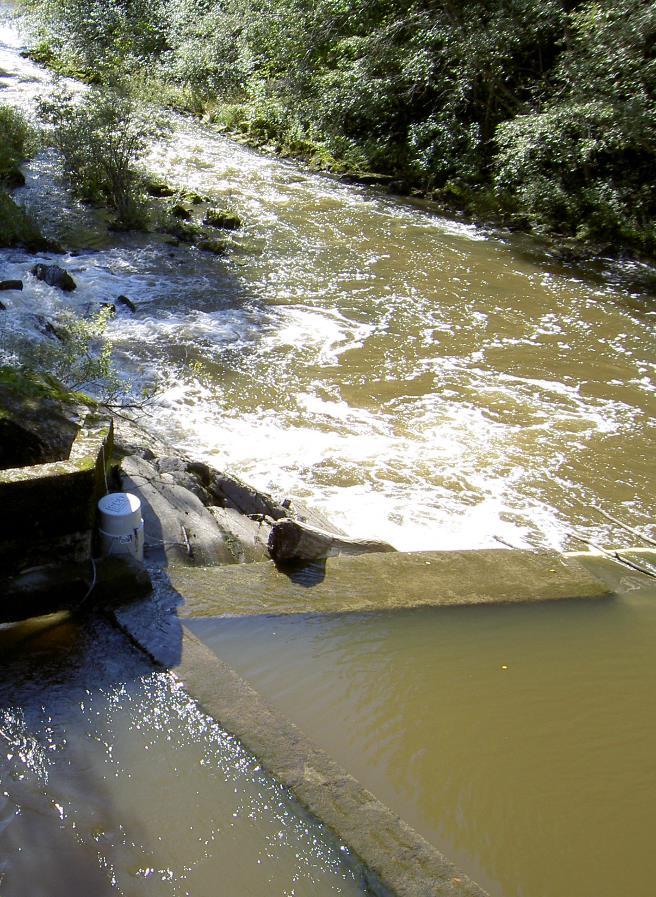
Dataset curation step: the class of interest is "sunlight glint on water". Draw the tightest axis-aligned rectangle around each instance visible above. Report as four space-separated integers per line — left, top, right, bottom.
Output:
1 6 654 551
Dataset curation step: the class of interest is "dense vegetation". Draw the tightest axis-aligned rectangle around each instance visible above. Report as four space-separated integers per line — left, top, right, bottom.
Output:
18 0 656 257
0 104 44 248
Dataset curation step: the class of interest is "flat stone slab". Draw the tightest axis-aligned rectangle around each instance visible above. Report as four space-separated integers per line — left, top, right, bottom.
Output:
170 548 612 618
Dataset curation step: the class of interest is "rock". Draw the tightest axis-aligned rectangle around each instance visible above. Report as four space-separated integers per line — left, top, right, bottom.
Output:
116 294 137 313
199 466 289 519
197 238 226 255
144 178 177 197
387 179 410 196
203 208 242 230
30 263 77 291
268 517 396 562
340 172 393 188
159 219 201 243
3 167 26 189
184 191 210 205
283 496 348 534
101 302 116 315
0 280 23 291
119 454 242 566
0 301 5 310
170 203 192 220
0 371 83 469
209 506 272 563
33 314 67 341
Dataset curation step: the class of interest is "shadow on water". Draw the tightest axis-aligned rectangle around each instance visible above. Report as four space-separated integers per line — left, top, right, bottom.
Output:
0 613 156 897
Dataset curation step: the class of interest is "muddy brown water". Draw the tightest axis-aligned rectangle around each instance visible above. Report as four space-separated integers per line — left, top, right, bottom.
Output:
1 4 655 896
187 576 656 897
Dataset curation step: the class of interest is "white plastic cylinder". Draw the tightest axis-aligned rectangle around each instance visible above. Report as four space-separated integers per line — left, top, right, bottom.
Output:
97 492 144 562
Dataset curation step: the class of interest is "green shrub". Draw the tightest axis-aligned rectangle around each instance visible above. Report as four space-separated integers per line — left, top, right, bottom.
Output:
38 81 162 229
0 104 36 183
0 190 46 249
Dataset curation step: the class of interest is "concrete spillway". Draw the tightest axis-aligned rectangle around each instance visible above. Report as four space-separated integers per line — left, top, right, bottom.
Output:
169 548 613 619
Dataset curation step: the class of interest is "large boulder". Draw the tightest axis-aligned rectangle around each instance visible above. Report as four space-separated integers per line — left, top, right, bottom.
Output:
30 263 77 291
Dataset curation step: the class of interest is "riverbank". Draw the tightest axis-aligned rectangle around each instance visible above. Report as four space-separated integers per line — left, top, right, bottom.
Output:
14 37 656 298
11 0 656 284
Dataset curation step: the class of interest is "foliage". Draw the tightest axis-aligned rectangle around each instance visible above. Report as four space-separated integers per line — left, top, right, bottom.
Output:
0 190 46 249
494 0 656 248
6 306 143 405
38 81 160 229
27 306 116 391
0 104 46 249
19 0 656 255
0 104 37 182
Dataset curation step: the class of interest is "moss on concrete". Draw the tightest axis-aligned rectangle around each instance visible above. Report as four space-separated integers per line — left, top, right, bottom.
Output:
0 368 112 575
170 549 613 619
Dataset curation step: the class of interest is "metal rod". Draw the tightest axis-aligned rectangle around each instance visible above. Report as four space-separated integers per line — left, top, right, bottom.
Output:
569 533 656 579
592 507 656 548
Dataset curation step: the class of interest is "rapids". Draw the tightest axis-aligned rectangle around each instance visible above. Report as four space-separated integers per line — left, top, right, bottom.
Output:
1 8 653 554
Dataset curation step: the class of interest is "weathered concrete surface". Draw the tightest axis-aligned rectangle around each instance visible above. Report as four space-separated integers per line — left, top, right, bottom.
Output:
169 548 613 618
0 415 113 574
567 549 656 594
172 626 489 897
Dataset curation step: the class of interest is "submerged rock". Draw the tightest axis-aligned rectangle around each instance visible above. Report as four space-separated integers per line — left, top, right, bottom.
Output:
203 208 242 230
196 237 226 255
117 294 137 313
0 280 23 291
30 263 77 291
170 203 192 220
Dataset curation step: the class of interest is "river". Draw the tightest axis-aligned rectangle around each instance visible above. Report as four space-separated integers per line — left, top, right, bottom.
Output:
1 5 655 897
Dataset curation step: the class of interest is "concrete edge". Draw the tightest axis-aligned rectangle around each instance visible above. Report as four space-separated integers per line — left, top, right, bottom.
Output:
171 625 489 897
0 416 112 484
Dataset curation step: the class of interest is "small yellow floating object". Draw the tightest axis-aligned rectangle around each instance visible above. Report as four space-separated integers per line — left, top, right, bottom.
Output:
501 664 509 670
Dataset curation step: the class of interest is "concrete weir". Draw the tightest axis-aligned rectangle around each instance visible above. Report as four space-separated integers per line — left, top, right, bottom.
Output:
109 547 613 897
175 627 488 897
169 548 613 618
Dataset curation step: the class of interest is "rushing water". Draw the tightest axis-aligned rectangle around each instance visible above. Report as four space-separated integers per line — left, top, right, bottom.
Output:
2 7 656 897
1 8 654 553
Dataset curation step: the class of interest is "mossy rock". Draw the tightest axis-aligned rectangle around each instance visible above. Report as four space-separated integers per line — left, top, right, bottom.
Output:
144 177 177 198
1 167 26 189
169 202 192 220
0 190 49 251
184 190 211 205
0 366 95 409
0 368 91 469
158 219 203 243
197 238 227 255
203 208 242 230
